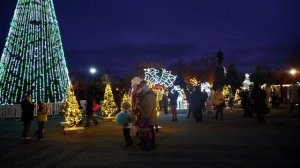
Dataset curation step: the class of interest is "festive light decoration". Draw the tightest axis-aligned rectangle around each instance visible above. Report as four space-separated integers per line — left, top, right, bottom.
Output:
0 0 70 104
121 93 131 111
144 68 177 88
101 83 117 117
242 73 253 90
234 89 241 103
200 82 211 92
190 78 200 86
61 84 82 127
222 85 232 98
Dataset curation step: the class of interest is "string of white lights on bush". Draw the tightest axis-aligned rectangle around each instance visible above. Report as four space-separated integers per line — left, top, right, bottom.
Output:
0 0 70 104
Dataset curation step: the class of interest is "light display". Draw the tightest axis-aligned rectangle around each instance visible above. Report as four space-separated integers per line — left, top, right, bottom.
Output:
144 68 177 88
121 93 131 111
242 73 253 90
222 85 232 98
61 84 82 127
0 0 70 104
101 83 117 117
190 78 200 87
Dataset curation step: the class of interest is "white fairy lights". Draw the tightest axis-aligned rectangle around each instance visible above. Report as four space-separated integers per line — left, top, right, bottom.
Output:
144 68 177 88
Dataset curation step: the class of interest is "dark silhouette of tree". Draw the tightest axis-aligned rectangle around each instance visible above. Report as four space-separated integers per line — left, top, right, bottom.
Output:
251 65 272 85
224 64 243 92
174 72 186 89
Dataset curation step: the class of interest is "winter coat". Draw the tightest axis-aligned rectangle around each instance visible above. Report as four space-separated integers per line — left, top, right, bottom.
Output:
21 99 35 122
37 106 48 122
168 91 179 106
122 111 134 129
251 86 268 114
191 89 206 110
138 89 156 124
290 84 300 103
205 99 213 112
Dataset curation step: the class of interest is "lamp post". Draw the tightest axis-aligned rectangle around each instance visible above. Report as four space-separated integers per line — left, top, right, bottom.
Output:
86 67 97 98
289 69 297 81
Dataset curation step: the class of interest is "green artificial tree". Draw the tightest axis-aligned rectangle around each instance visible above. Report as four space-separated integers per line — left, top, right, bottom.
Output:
0 0 70 104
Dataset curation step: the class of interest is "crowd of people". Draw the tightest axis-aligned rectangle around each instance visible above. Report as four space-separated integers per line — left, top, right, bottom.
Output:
19 79 300 151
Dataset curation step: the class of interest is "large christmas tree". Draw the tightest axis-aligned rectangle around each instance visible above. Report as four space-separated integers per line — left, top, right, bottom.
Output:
101 83 117 117
0 0 70 104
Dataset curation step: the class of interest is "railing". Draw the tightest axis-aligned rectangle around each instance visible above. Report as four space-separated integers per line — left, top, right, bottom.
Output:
0 103 63 120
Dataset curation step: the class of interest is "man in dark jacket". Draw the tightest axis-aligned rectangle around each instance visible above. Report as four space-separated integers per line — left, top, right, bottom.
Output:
21 95 35 140
191 86 207 122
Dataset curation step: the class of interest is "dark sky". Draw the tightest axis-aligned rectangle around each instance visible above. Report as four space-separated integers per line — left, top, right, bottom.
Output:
1 0 300 75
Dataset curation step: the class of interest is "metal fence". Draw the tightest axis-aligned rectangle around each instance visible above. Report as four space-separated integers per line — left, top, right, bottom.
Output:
0 103 63 120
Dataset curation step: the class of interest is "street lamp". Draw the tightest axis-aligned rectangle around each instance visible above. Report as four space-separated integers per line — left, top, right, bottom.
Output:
289 69 297 83
289 69 296 76
89 67 97 74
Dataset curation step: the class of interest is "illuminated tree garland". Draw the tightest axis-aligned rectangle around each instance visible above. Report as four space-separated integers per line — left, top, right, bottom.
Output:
0 0 70 104
61 84 82 127
101 83 117 117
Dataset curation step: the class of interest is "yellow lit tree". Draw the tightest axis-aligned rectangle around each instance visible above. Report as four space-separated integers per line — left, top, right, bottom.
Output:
101 83 118 117
61 84 82 127
121 93 131 111
190 78 200 87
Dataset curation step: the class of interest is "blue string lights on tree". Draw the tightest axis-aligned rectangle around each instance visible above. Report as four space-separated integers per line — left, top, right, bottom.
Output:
0 0 70 104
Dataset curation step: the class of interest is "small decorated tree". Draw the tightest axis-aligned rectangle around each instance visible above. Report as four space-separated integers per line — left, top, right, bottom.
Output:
121 93 131 111
101 83 117 117
61 85 82 127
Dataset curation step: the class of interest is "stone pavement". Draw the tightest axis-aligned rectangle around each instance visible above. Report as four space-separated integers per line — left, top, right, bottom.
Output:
0 105 300 168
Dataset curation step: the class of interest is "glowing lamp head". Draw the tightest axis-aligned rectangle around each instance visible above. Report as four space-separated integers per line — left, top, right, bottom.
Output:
89 67 97 74
290 69 296 76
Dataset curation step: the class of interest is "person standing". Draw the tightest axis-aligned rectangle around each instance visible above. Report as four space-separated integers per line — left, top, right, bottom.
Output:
85 96 98 127
138 80 156 150
21 95 35 140
228 92 234 112
205 96 214 119
251 83 268 123
191 86 207 123
120 102 133 147
36 103 48 140
186 84 193 119
289 81 300 114
212 88 225 121
240 90 251 117
162 91 169 114
169 88 179 121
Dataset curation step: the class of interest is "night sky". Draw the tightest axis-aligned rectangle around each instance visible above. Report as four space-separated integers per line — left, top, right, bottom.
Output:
1 0 300 76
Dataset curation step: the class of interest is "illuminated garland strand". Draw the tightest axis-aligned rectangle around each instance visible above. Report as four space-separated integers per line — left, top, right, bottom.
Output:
0 0 70 104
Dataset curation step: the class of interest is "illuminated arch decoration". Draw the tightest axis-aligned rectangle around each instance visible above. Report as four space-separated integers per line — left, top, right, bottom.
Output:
0 0 70 104
144 68 177 88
